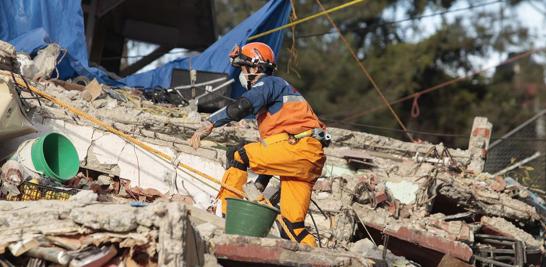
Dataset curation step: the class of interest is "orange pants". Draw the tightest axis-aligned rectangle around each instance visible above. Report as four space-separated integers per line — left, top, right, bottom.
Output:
217 134 325 247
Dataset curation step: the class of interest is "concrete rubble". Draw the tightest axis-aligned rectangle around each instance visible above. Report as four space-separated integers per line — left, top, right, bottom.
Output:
0 41 545 266
0 194 212 266
0 190 375 266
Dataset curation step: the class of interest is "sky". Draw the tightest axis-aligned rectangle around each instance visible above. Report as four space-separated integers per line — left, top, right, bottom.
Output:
400 0 545 70
126 0 546 77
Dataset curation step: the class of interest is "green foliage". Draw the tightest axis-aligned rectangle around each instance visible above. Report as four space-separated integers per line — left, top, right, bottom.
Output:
215 0 545 148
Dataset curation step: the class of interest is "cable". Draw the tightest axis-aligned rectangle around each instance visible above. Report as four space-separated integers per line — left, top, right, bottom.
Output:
323 118 546 142
4 72 241 196
101 50 187 61
354 209 378 247
5 71 304 244
322 118 470 139
248 0 366 41
172 77 227 90
311 198 329 220
298 0 503 39
338 48 545 121
528 0 546 15
316 0 414 142
381 234 390 260
309 211 322 248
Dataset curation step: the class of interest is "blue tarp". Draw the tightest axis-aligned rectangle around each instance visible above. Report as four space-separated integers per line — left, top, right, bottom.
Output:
0 0 291 96
122 1 291 96
0 0 123 85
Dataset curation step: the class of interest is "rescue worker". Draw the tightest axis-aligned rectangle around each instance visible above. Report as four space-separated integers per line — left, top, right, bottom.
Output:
189 42 328 247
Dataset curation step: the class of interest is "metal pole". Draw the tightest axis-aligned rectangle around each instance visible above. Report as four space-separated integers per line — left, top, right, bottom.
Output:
195 79 235 103
489 110 546 150
493 152 541 176
171 77 227 90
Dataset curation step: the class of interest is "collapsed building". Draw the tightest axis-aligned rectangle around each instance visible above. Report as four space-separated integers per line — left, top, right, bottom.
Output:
1 41 546 267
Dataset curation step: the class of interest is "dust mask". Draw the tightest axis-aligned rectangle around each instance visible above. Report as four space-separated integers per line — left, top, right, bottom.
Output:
239 72 251 90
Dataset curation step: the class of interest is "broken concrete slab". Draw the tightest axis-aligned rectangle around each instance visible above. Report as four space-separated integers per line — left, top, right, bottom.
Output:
158 203 205 266
0 40 16 72
70 204 140 232
0 68 545 266
210 234 374 267
352 203 474 262
0 79 36 144
385 180 419 204
80 79 103 102
0 200 205 266
480 216 544 249
0 40 16 59
350 238 413 265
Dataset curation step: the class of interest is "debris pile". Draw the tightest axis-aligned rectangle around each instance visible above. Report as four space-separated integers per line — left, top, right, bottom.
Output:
0 192 380 266
307 144 546 265
0 194 212 266
0 40 545 266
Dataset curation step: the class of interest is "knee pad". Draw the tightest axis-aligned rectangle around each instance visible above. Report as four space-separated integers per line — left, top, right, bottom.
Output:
226 141 249 171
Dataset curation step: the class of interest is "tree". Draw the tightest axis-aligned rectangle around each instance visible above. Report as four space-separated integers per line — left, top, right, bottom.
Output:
214 0 544 148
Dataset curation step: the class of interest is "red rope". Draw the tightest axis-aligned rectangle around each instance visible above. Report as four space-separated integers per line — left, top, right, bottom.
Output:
340 48 544 121
411 94 421 118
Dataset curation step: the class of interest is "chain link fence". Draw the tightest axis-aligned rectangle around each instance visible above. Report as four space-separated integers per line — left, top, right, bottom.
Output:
485 110 546 190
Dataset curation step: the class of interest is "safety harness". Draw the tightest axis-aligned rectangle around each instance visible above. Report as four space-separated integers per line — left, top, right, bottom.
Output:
227 128 331 171
290 128 332 147
224 128 330 245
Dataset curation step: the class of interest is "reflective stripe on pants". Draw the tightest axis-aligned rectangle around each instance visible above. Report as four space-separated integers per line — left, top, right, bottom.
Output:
217 135 325 247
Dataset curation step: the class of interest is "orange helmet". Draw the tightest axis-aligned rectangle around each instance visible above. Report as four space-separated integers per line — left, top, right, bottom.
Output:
229 42 276 74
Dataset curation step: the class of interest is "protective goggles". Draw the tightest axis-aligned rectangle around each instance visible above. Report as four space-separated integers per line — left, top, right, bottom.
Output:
228 45 276 72
229 45 254 68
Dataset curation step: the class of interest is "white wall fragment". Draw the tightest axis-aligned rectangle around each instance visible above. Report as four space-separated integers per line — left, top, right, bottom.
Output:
385 180 419 204
9 118 223 209
63 122 94 162
118 142 173 193
92 132 127 165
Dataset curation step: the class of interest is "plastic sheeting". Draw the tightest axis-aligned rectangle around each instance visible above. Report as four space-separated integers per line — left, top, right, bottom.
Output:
121 1 291 96
0 0 122 85
0 0 291 96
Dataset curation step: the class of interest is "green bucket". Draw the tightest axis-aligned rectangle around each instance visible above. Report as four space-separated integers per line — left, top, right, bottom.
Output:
225 198 279 237
31 133 80 182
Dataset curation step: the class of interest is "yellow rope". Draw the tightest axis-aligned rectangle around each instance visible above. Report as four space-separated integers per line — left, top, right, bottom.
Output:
314 0 414 142
7 73 246 198
248 0 366 41
5 74 307 242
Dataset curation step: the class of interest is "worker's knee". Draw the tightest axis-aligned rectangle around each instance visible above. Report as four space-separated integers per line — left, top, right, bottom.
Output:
226 142 249 171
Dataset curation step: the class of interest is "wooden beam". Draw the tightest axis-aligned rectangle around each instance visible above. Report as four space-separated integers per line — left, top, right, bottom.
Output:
122 19 179 47
85 0 98 54
119 46 172 76
81 4 90 13
97 0 126 17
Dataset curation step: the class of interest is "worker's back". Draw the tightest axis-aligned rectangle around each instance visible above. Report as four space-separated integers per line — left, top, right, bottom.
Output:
246 75 324 139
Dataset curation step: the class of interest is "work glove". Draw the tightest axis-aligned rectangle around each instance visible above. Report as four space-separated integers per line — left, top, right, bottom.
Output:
189 120 214 150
